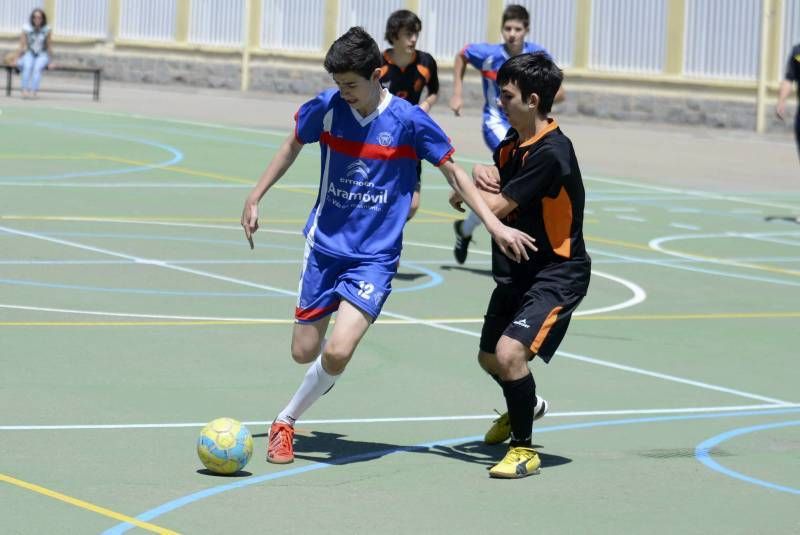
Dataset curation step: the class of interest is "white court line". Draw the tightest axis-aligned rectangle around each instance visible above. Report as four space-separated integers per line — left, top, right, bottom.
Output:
649 232 800 277
738 233 800 248
2 403 798 431
579 174 800 213
0 223 791 405
39 104 800 213
669 223 701 231
616 215 647 222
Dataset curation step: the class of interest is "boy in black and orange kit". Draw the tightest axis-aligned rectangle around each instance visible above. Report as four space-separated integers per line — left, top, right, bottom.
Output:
379 9 439 219
450 52 591 478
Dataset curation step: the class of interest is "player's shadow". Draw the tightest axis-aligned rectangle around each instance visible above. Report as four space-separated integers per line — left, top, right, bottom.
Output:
279 431 571 470
196 468 252 478
765 215 800 225
440 265 493 277
393 272 427 282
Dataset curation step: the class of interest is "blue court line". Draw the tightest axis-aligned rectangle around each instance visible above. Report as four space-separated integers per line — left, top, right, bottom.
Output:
0 263 441 297
0 278 285 298
104 407 800 534
695 420 800 495
0 121 183 181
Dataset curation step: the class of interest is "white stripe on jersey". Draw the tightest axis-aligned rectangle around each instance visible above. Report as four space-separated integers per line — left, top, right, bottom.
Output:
481 55 510 141
296 240 312 307
306 109 334 248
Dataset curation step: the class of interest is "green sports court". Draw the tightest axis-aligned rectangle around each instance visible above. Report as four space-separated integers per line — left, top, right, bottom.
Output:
0 86 798 533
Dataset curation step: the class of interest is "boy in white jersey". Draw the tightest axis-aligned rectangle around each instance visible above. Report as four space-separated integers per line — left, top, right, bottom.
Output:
240 27 536 464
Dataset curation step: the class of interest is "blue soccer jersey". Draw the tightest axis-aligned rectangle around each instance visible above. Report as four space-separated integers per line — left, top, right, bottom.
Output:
461 42 550 150
294 88 454 261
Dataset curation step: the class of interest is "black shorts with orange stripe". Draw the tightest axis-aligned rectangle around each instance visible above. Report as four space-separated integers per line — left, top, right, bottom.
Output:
479 281 583 363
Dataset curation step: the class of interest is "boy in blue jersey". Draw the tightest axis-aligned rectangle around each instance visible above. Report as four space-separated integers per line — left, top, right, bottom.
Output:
241 27 536 464
449 4 564 264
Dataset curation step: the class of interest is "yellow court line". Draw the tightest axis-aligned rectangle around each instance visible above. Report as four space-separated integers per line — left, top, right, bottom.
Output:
0 154 93 161
658 247 800 278
0 473 178 534
90 154 252 185
416 207 460 221
587 234 800 277
585 235 654 252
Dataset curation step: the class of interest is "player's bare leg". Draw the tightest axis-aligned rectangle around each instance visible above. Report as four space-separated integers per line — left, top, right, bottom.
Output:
269 302 372 463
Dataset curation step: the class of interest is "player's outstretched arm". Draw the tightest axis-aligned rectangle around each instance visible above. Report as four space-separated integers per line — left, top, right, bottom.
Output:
439 159 536 262
776 80 793 120
241 133 303 249
449 53 467 116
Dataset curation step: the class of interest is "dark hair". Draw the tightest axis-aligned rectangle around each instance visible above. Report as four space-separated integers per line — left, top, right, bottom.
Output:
384 10 421 43
324 27 381 79
30 8 47 28
497 52 562 114
502 4 529 29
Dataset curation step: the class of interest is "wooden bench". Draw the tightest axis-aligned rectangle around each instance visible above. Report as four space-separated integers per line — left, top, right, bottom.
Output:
4 64 102 101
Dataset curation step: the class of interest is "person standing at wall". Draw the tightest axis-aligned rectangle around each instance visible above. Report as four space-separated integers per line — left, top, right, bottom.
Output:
777 42 800 161
15 8 52 99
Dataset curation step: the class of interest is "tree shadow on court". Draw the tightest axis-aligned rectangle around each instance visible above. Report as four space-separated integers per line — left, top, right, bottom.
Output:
440 265 493 278
264 430 571 470
196 469 252 478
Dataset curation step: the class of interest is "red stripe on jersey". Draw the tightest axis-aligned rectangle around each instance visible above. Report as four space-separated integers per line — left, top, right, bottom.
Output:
295 302 340 322
481 70 498 80
293 109 303 144
435 147 455 167
320 131 418 161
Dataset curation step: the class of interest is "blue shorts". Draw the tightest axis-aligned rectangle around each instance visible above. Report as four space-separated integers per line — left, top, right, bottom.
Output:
295 243 397 323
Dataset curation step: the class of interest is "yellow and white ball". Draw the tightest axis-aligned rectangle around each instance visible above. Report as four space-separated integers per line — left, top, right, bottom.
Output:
197 417 253 474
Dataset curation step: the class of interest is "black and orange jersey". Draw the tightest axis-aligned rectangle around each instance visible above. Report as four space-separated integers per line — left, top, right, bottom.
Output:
491 119 591 294
379 49 439 105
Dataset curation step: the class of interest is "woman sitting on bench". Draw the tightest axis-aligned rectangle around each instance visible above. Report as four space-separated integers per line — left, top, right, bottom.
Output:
15 8 52 99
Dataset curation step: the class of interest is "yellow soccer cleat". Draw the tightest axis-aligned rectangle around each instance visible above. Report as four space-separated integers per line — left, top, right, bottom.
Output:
489 446 541 479
484 396 549 445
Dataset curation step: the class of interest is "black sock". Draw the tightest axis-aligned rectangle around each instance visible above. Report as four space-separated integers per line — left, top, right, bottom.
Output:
501 372 536 447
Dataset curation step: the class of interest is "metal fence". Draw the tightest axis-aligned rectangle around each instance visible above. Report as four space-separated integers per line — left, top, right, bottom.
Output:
0 1 44 34
684 0 761 80
261 0 325 52
119 0 176 42
0 0 793 83
590 0 667 74
508 0 577 67
188 0 243 47
55 0 108 39
338 0 403 47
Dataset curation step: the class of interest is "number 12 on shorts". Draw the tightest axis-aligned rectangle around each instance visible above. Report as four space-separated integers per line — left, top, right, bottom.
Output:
357 281 374 300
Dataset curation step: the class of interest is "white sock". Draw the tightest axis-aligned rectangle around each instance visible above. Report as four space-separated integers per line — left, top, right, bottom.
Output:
276 354 338 426
461 210 481 237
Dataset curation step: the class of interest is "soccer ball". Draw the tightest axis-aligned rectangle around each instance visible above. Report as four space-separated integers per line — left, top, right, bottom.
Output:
197 417 254 474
